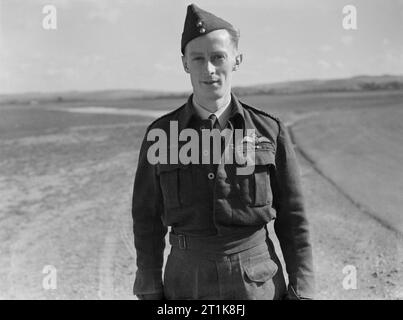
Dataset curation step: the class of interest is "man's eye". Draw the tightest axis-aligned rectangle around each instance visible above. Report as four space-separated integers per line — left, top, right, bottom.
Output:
193 57 203 61
212 55 225 61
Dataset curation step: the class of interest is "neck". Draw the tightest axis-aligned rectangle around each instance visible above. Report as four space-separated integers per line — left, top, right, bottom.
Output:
193 91 231 113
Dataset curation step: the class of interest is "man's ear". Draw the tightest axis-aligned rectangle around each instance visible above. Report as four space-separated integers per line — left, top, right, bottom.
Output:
181 55 189 73
233 53 243 71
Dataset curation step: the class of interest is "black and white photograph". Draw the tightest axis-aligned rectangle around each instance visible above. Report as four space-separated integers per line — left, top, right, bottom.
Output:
0 0 402 302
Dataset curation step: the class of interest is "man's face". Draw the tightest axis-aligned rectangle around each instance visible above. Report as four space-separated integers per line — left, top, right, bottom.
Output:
182 29 242 102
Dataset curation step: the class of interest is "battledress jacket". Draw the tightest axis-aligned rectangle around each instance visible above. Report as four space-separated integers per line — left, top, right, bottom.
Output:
132 93 315 299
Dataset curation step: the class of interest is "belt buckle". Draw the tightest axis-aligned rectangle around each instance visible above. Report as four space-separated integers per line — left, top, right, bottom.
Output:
178 234 187 249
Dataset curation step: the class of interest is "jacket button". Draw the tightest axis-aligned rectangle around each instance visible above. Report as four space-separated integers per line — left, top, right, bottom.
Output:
203 150 209 156
208 173 215 180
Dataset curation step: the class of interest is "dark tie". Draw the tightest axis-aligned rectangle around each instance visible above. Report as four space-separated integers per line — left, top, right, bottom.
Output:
208 114 221 130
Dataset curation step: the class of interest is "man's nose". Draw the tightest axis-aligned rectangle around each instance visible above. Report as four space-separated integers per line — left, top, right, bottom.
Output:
204 60 215 74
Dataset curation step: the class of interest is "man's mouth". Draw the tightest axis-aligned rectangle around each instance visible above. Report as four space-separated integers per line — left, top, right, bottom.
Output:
202 80 220 85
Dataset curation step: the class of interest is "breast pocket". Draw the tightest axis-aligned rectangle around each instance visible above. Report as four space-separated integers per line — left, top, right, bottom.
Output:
236 147 275 207
157 163 193 209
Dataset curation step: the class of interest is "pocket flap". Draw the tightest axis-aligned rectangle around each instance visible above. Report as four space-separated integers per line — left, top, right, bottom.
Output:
244 258 278 282
157 163 189 174
157 163 180 173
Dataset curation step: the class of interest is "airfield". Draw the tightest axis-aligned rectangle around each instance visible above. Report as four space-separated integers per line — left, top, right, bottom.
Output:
0 90 402 299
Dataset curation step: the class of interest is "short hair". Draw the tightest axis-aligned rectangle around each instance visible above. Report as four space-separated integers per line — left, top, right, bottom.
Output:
227 27 240 50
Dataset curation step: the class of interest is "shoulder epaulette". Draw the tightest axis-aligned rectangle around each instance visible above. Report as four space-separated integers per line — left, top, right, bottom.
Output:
147 103 187 129
241 102 281 123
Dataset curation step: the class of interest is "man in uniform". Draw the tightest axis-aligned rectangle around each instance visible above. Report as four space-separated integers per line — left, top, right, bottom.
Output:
132 3 315 300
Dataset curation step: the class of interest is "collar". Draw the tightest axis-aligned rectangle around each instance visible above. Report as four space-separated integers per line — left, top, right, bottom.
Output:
192 96 231 128
178 93 245 132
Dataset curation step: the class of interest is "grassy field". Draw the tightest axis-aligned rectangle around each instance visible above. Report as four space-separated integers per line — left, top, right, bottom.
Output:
246 91 403 234
0 90 402 299
292 103 403 234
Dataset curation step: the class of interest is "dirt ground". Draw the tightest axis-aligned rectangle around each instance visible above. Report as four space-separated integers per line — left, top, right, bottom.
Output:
0 96 402 299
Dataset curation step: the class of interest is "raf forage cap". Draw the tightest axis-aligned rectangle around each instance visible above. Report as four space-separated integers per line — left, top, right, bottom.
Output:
181 3 237 55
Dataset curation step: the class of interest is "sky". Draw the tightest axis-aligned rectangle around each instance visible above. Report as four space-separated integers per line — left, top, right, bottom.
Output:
0 0 402 94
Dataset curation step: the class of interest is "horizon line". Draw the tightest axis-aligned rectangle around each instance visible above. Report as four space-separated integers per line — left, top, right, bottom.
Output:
1 73 403 97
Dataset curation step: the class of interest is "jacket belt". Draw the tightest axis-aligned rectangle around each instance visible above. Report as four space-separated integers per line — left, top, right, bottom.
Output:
169 227 267 255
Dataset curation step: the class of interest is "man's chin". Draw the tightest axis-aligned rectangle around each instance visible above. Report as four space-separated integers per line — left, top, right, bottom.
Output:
197 87 225 100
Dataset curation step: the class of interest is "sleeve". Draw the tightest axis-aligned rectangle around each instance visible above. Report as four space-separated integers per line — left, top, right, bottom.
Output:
132 130 168 295
272 120 315 299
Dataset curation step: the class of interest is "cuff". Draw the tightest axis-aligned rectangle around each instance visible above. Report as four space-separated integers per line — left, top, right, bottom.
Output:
133 269 163 295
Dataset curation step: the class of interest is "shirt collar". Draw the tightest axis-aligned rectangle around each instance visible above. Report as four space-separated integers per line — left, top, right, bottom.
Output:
178 93 245 132
192 95 231 128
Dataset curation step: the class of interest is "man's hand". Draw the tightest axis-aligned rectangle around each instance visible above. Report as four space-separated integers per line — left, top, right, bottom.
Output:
136 292 165 300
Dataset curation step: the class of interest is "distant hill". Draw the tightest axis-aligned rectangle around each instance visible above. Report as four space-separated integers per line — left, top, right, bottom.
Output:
232 75 403 96
0 89 167 105
1 75 403 105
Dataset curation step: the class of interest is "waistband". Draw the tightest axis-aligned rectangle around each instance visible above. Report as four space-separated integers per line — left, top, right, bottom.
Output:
169 227 267 256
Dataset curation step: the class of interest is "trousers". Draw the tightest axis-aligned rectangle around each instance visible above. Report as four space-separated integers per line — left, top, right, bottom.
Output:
163 228 286 300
